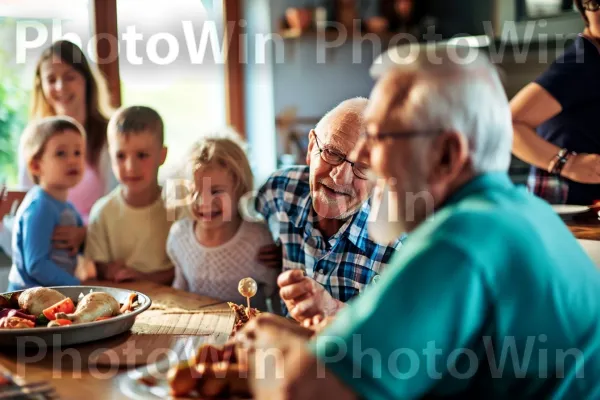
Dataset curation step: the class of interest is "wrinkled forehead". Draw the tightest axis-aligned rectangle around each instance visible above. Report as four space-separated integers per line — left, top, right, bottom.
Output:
316 111 363 152
365 70 418 133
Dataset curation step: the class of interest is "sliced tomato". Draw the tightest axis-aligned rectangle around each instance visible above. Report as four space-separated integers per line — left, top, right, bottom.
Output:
42 298 75 321
95 316 112 322
53 319 72 326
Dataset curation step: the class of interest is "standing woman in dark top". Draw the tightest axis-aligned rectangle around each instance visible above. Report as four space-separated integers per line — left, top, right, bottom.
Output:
511 0 600 205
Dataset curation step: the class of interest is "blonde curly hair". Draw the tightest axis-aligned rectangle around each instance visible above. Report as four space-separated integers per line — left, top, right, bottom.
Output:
185 128 253 198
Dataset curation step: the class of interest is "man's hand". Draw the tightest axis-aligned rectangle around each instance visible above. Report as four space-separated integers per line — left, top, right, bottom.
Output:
257 244 283 270
235 314 357 400
113 267 142 283
278 270 343 323
52 226 86 256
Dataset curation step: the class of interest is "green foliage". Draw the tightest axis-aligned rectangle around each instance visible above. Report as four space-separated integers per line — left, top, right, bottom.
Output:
0 21 29 185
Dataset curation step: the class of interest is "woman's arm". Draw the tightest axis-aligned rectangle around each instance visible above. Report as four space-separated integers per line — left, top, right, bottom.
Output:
511 82 563 170
511 83 600 184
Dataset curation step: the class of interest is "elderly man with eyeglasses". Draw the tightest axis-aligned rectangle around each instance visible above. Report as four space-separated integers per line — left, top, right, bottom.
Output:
255 97 402 322
239 44 600 399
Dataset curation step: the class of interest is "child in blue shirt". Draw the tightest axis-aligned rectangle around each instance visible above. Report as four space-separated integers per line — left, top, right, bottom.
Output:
8 117 87 291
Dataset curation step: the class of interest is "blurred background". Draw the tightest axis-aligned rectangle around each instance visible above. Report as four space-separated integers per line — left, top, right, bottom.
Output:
0 0 585 187
0 0 588 287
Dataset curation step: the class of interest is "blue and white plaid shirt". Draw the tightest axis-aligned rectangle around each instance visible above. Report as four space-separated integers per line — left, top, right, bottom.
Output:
256 166 402 303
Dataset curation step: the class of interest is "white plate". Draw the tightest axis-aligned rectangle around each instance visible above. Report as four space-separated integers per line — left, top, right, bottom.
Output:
117 336 249 399
551 205 590 216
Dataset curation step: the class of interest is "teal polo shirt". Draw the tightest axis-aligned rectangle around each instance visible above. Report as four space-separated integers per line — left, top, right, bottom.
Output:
311 173 600 399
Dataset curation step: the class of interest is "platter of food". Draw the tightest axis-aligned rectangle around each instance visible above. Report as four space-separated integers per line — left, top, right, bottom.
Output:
0 286 151 347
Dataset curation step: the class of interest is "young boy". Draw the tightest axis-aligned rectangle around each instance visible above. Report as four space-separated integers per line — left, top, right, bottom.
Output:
8 117 87 291
85 106 174 285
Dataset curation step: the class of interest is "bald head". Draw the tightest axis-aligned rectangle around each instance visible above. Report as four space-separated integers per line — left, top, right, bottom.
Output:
315 97 368 147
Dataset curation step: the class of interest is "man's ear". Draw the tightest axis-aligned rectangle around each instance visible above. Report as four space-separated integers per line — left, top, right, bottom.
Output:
306 129 316 166
160 146 168 166
429 131 468 184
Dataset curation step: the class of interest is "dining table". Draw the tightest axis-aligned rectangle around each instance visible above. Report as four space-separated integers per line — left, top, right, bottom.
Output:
564 208 600 241
0 280 236 400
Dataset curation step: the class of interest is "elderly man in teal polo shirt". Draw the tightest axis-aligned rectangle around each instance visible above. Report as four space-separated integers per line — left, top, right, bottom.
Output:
237 44 600 399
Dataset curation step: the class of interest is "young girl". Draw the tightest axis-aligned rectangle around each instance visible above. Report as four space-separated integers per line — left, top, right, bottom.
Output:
18 40 116 254
166 130 279 312
8 117 87 291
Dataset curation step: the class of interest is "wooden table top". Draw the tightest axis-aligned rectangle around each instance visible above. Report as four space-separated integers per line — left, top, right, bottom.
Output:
564 209 600 241
0 281 235 400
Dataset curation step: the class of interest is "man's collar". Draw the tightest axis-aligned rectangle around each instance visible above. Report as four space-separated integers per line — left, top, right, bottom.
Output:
444 172 514 208
343 200 375 252
292 192 376 253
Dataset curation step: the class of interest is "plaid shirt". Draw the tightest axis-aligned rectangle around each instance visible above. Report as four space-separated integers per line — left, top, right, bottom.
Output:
256 166 402 304
527 167 568 204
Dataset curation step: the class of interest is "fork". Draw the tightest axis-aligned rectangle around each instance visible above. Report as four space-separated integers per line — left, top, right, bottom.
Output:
0 380 58 399
0 383 58 400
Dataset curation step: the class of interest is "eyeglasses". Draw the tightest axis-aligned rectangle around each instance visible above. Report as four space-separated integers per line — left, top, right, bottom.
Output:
583 0 600 11
313 134 370 180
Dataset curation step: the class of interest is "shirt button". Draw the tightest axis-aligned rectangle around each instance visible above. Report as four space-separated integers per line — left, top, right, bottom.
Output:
371 274 381 284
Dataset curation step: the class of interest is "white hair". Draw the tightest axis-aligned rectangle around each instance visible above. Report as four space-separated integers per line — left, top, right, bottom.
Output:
315 97 369 136
370 43 513 173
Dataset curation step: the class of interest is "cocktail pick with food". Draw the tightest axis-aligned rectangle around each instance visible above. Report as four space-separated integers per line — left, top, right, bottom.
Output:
238 277 257 311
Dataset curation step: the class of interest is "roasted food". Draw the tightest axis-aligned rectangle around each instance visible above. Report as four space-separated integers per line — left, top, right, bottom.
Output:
228 302 260 336
18 287 66 316
167 343 250 398
55 292 120 324
0 288 139 329
0 316 35 329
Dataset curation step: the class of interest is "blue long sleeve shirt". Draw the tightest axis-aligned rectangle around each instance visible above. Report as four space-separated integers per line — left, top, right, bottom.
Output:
8 186 82 291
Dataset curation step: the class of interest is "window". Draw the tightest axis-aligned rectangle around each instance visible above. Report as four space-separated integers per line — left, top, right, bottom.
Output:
0 0 92 185
1 0 232 183
519 0 576 19
116 0 227 175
